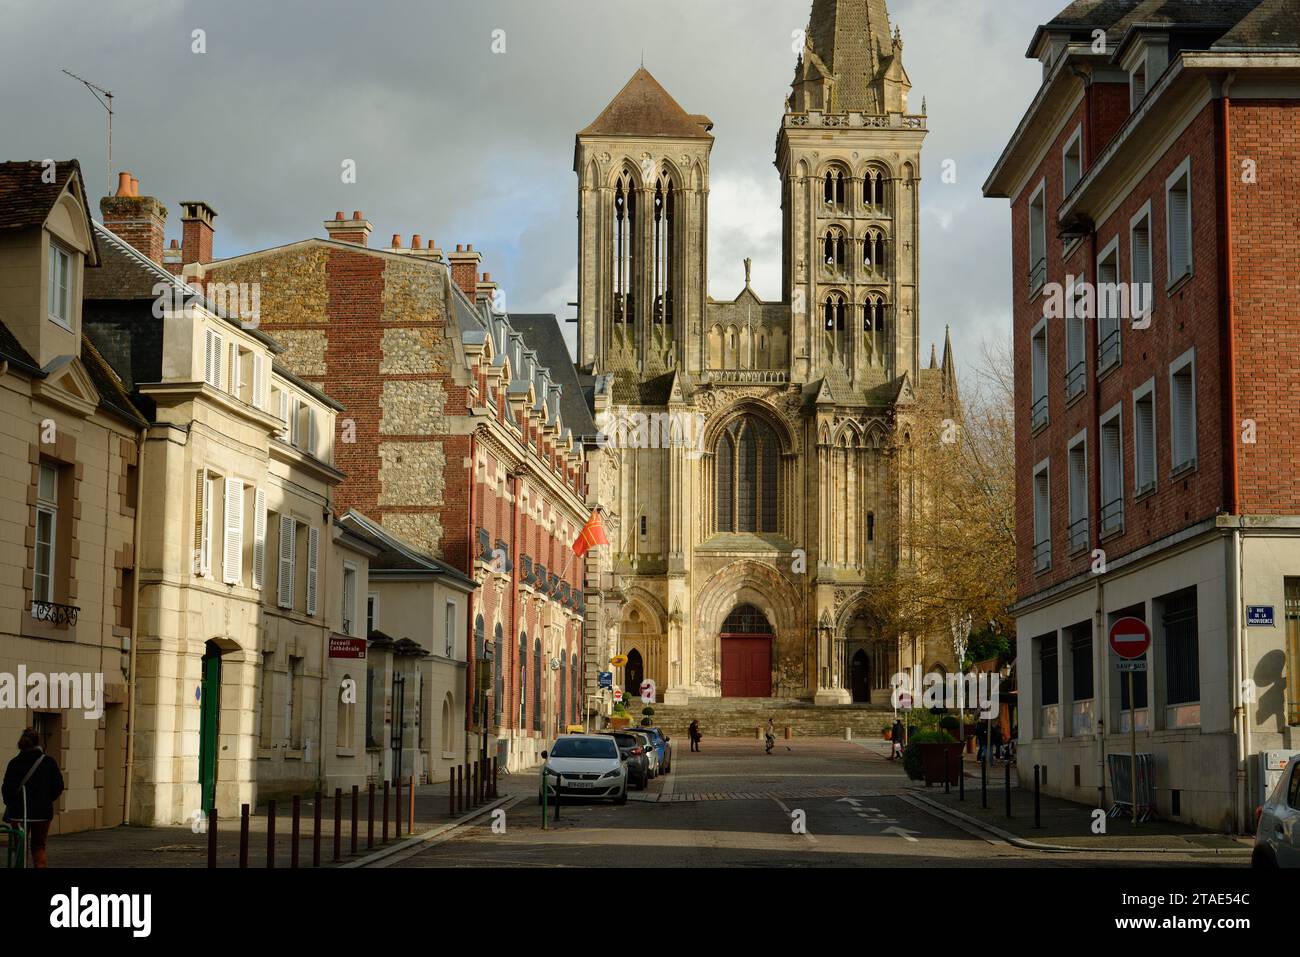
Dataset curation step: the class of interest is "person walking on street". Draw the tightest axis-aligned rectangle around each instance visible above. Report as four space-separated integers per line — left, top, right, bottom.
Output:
890 719 905 760
764 718 775 754
990 723 1004 761
3 728 65 868
688 719 701 752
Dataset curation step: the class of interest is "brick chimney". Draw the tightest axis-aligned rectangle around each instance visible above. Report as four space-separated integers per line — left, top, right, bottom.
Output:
446 244 482 298
163 239 183 275
180 200 217 267
476 272 500 310
100 171 167 263
324 210 372 246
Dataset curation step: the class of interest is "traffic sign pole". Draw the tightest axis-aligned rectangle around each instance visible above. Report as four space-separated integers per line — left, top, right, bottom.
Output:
1108 616 1150 829
1128 669 1137 827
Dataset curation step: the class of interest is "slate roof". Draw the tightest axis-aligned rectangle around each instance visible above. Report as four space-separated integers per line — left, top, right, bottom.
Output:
1033 0 1290 52
0 160 96 260
337 510 476 588
509 313 600 439
579 68 713 139
806 0 897 112
0 317 42 377
81 335 148 427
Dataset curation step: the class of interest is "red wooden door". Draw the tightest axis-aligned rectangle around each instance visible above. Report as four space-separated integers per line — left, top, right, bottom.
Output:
721 636 772 697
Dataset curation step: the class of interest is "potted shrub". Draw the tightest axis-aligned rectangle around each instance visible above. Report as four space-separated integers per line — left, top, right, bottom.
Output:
881 722 894 741
902 730 962 787
610 700 632 729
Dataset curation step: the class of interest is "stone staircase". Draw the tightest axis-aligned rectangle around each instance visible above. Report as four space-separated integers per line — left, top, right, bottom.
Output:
624 697 896 740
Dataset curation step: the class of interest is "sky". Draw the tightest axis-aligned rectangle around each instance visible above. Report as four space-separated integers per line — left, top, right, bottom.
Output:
0 0 1068 378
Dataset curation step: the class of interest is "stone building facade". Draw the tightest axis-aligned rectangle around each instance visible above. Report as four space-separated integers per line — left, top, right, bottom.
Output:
575 0 959 705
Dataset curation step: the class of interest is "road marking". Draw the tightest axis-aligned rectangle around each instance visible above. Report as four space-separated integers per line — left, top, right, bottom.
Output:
361 794 523 868
882 826 921 843
771 795 818 845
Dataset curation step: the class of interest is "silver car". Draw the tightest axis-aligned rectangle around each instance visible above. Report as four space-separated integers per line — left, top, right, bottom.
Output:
1253 753 1300 868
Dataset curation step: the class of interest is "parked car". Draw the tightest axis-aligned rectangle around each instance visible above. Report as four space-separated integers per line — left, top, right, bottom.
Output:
539 734 628 805
640 726 673 774
600 730 650 790
1253 753 1300 868
626 729 660 778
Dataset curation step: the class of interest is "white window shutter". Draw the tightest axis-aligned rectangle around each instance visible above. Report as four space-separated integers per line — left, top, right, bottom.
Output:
211 332 223 388
1103 421 1121 503
306 526 319 617
193 468 208 574
223 478 244 584
228 341 240 395
252 488 267 588
1170 180 1191 276
278 515 295 609
252 354 265 409
1133 220 1151 284
290 396 301 447
278 391 290 441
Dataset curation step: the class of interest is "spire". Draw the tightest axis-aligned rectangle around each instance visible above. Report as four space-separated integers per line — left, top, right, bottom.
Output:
799 0 906 113
579 68 713 139
941 325 956 394
928 342 937 369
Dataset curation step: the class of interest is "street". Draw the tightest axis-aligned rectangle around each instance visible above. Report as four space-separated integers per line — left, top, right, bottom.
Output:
381 740 1246 868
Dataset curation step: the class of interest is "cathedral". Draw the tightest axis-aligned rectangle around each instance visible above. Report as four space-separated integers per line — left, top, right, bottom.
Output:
577 0 960 706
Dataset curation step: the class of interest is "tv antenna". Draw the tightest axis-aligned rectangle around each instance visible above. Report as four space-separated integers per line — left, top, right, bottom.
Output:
62 69 114 195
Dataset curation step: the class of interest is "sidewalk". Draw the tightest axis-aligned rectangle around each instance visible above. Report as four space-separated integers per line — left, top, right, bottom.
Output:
908 759 1251 855
36 769 540 868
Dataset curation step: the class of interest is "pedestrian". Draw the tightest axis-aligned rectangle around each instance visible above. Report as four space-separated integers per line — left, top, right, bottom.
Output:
990 723 1004 761
975 722 987 762
688 719 701 752
2 728 65 868
890 718 905 760
764 718 775 754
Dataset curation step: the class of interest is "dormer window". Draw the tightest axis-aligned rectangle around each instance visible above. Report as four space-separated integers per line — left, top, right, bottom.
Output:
48 241 73 330
1130 62 1147 110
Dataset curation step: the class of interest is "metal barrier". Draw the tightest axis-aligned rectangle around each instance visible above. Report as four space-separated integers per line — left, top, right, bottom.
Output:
1 824 26 868
1107 753 1157 822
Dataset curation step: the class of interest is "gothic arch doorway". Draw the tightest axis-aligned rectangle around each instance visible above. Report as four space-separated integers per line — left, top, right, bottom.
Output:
850 649 870 703
720 604 773 698
625 648 644 699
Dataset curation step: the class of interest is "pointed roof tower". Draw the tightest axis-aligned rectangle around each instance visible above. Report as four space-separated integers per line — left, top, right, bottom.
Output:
580 67 713 140
792 0 911 114
940 324 956 396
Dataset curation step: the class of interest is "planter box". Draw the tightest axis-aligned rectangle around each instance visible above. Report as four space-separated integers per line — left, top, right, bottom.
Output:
609 716 631 730
920 742 964 787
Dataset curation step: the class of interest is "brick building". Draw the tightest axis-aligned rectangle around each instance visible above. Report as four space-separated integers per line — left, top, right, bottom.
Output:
984 0 1300 831
199 220 610 771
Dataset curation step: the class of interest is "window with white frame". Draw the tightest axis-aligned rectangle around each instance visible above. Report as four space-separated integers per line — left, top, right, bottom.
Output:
228 340 242 396
1166 159 1193 284
193 468 218 577
1170 348 1197 473
1100 405 1124 536
1062 125 1083 195
1028 180 1047 293
1133 379 1157 496
1067 432 1088 554
48 241 72 329
1033 460 1051 573
221 477 244 585
33 462 59 606
1031 319 1049 430
1065 275 1087 401
342 562 357 636
1096 239 1121 371
366 593 378 636
1129 203 1153 320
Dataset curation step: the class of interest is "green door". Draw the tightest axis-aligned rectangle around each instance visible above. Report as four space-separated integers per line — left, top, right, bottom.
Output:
199 646 222 811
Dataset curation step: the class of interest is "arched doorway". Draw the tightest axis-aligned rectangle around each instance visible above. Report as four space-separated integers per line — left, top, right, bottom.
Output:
850 649 870 703
625 649 644 699
720 604 773 697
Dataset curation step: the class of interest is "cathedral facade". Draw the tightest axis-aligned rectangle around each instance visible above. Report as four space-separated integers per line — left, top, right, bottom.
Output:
577 0 959 705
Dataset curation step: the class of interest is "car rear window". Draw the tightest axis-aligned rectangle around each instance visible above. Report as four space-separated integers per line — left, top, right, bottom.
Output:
551 737 617 758
609 734 638 747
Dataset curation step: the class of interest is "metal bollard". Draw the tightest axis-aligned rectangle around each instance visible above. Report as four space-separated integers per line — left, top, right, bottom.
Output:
367 783 375 850
382 780 390 843
944 748 951 794
266 799 277 869
1005 760 1012 818
980 754 987 809
207 807 217 869
239 803 249 869
350 785 359 856
449 769 456 815
395 777 402 838
1033 764 1042 828
456 765 462 814
492 759 499 799
291 795 301 869
313 791 322 868
333 788 342 863
409 774 415 833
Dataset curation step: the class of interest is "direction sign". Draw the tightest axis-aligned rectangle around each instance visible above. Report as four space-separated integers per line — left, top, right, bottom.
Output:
1108 616 1150 660
597 671 613 689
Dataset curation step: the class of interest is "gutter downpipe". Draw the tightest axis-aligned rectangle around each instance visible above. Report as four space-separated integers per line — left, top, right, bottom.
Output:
465 431 477 771
1218 72 1249 833
123 425 146 823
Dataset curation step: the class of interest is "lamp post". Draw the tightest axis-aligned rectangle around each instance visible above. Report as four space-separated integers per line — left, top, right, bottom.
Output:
949 612 972 745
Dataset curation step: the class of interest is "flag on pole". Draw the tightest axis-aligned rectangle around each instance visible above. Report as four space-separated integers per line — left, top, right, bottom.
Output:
572 509 609 557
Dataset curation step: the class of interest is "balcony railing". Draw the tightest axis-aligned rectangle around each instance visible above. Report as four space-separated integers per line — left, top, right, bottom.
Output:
1030 394 1049 432
1029 256 1047 292
1067 516 1089 555
1100 497 1125 537
1097 327 1121 371
1034 538 1051 573
30 600 79 626
1065 361 1086 402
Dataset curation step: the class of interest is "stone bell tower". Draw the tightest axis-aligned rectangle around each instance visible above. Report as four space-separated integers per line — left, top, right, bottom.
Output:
776 0 927 389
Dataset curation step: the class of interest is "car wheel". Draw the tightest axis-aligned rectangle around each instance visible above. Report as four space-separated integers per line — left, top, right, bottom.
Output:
615 785 628 805
1251 846 1278 869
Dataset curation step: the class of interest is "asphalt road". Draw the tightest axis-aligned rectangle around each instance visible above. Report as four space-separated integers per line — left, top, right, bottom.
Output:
382 740 1242 868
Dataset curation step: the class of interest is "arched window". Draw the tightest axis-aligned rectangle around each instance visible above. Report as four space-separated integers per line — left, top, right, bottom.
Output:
653 172 675 326
822 228 846 271
867 511 875 542
824 167 847 206
518 631 527 729
714 416 781 534
863 296 889 363
864 168 888 210
863 230 887 271
441 692 455 753
532 636 542 731
613 170 637 324
493 623 504 726
721 604 774 635
823 293 847 331
474 615 485 718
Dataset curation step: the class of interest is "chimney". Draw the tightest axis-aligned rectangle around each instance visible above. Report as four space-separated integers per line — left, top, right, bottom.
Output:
180 200 217 267
100 170 168 263
476 272 499 310
446 244 482 298
163 238 184 276
324 209 372 246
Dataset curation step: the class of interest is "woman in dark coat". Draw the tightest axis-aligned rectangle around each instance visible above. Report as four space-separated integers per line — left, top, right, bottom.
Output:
2 729 65 868
688 719 701 752
890 719 905 759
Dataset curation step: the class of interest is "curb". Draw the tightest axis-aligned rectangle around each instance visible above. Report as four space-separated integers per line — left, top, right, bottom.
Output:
343 794 513 868
905 791 1252 855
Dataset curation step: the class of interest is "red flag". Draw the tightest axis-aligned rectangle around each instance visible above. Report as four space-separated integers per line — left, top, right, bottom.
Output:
573 510 609 558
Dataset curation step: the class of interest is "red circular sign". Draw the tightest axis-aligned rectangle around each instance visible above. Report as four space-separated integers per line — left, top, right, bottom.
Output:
1108 616 1151 659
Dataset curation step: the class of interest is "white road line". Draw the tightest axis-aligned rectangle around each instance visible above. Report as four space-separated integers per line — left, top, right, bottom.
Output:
771 795 819 845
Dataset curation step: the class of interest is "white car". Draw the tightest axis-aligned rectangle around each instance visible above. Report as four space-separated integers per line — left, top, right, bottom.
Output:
539 734 628 805
628 729 660 778
1253 753 1300 868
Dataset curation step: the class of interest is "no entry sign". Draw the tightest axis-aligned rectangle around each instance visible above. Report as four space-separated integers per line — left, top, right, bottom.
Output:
1108 616 1150 659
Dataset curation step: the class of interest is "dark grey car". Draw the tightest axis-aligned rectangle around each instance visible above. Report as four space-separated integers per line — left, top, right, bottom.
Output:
601 731 650 789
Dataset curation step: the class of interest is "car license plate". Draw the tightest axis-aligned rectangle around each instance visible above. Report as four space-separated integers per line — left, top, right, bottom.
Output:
564 779 594 788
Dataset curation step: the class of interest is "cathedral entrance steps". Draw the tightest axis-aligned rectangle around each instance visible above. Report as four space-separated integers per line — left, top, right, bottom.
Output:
628 699 897 739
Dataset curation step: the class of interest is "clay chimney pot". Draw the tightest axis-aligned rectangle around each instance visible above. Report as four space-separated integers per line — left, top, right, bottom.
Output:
130 176 140 197
411 234 422 248
392 234 402 248
115 171 133 197
335 211 345 221
352 210 363 220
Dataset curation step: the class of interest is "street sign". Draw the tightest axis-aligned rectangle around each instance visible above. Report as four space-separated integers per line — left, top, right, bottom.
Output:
597 671 613 689
328 636 367 659
1247 605 1275 626
639 679 656 703
1117 659 1148 672
1108 616 1150 659
612 690 623 702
